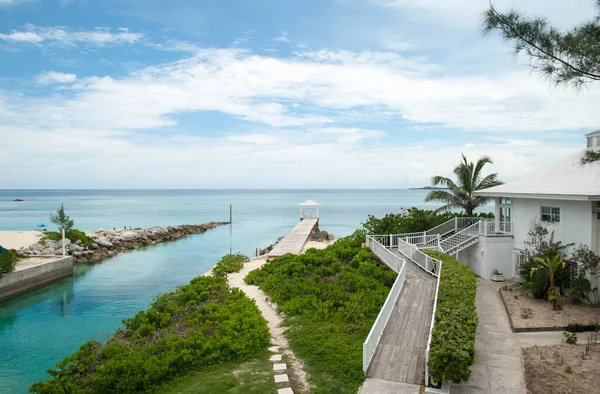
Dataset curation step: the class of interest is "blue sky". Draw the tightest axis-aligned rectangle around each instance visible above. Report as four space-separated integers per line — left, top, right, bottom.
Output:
1 0 599 188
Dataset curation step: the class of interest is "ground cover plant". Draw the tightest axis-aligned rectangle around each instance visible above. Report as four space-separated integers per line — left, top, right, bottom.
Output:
422 250 478 384
156 353 279 394
244 230 396 393
212 253 249 277
30 274 270 394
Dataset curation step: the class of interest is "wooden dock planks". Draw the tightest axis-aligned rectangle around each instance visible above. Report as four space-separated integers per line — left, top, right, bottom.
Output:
268 218 318 257
366 261 437 385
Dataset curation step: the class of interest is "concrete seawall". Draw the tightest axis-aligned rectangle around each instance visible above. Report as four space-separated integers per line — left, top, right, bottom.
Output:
0 256 74 302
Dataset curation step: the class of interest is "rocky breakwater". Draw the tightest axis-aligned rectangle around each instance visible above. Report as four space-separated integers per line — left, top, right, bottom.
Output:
18 222 229 264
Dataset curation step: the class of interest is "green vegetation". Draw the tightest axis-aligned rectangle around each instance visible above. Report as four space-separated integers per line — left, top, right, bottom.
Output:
423 250 478 384
42 204 94 247
245 230 396 393
212 253 249 277
0 251 16 280
518 222 599 305
425 154 503 216
483 1 600 90
156 353 278 394
50 203 74 232
362 207 493 235
39 229 93 248
531 254 566 311
30 275 270 394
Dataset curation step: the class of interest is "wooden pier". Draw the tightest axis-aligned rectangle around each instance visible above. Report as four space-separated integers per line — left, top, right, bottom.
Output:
268 218 318 257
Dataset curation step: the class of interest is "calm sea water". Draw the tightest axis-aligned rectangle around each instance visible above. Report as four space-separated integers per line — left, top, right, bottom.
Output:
0 189 484 393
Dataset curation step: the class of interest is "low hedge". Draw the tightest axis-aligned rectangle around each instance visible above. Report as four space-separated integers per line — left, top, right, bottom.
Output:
212 253 249 277
30 275 270 393
423 250 478 384
39 229 94 248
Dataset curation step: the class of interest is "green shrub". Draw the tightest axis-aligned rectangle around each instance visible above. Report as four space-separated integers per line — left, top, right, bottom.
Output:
39 229 93 248
423 250 478 384
30 275 270 394
0 252 16 280
362 207 493 235
244 230 395 392
212 253 249 277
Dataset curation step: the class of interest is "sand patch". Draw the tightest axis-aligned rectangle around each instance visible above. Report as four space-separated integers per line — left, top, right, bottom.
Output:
0 231 43 250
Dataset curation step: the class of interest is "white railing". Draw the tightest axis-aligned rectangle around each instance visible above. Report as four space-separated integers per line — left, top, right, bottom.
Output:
425 260 442 386
425 218 456 237
362 263 406 372
301 212 318 219
397 237 441 275
481 220 512 235
366 235 403 273
439 221 481 253
363 235 407 372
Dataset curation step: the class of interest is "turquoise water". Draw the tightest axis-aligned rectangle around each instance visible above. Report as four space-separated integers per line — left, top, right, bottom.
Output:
0 189 471 393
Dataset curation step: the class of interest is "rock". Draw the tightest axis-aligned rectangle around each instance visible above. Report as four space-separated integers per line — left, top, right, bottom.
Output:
29 243 40 252
41 248 55 255
95 237 113 248
75 239 82 245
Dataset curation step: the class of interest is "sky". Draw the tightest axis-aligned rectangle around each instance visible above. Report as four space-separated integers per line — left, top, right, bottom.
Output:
1 0 599 189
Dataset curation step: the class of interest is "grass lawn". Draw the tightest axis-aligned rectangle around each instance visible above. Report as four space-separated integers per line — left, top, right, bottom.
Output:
156 352 279 394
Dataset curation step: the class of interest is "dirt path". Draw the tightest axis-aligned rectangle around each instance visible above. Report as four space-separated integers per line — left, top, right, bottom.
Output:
227 256 311 393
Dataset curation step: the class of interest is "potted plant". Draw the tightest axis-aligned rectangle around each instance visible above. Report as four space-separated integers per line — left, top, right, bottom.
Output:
492 269 504 282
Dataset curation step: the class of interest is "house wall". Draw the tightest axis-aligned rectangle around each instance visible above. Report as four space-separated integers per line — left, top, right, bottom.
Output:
455 235 514 279
511 198 594 252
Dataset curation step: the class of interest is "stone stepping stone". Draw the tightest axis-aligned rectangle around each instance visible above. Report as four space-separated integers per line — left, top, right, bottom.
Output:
269 346 280 353
269 354 282 362
278 388 294 394
274 374 289 383
273 363 287 372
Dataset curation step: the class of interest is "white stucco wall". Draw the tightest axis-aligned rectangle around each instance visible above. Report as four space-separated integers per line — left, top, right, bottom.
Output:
455 235 514 279
511 198 594 252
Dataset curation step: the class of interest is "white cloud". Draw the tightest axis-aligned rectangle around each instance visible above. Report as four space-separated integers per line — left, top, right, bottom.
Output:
0 25 143 46
36 71 77 84
3 47 600 133
225 134 281 145
369 0 597 28
274 30 290 43
0 0 33 6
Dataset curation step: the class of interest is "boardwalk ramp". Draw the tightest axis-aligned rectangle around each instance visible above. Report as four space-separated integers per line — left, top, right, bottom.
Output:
268 218 318 257
366 258 436 385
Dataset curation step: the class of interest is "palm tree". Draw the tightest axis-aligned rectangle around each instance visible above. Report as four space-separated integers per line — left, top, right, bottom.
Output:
531 253 566 310
425 154 503 216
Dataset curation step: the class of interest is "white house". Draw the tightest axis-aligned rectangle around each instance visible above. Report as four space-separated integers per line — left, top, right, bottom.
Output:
472 131 600 280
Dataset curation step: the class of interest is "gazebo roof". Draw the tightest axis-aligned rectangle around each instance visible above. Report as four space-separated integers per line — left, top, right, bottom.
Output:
299 199 321 207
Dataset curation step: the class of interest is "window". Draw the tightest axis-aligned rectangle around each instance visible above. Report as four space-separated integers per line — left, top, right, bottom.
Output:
541 206 560 223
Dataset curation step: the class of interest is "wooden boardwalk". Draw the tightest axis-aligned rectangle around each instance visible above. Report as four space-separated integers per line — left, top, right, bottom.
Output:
268 218 318 257
366 259 437 385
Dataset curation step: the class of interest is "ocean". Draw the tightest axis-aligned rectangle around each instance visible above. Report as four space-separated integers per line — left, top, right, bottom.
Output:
0 189 484 393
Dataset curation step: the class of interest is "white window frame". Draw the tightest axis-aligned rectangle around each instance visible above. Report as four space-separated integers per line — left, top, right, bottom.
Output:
540 206 560 223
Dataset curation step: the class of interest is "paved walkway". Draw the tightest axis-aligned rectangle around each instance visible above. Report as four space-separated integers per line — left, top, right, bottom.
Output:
367 261 436 385
268 219 318 257
451 279 527 394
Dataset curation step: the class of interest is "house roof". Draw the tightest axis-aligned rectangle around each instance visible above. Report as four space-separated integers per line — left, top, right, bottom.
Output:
586 129 600 137
299 199 321 207
475 150 600 201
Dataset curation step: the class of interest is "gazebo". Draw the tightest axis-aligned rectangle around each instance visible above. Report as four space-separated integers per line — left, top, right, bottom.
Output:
299 199 320 221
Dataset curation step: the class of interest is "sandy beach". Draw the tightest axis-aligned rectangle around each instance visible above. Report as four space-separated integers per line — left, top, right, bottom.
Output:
0 231 42 250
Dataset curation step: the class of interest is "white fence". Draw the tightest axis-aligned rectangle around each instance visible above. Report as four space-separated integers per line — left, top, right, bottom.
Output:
424 260 442 386
363 235 406 373
362 261 406 372
397 238 441 274
366 235 403 272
